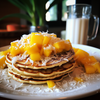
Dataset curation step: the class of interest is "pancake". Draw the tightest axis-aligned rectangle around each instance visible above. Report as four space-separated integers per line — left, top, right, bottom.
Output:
8 69 72 84
5 32 76 85
6 49 75 69
6 49 75 84
6 58 75 77
8 67 73 81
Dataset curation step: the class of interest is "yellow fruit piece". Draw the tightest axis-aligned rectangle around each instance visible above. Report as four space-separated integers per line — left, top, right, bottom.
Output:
31 32 41 35
40 48 43 55
84 64 96 74
53 40 72 53
47 80 55 88
0 52 3 56
81 56 97 65
44 49 52 57
0 55 6 69
10 46 20 56
74 77 83 83
53 41 65 53
92 62 100 73
20 46 25 54
30 53 41 61
25 44 40 54
11 41 18 47
30 33 44 46
3 49 10 55
43 36 51 46
0 49 10 56
73 48 99 74
75 49 89 62
64 40 72 51
73 47 79 53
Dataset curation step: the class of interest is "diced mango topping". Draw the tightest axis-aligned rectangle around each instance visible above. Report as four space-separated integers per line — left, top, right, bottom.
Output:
11 41 18 47
73 47 79 53
84 63 97 74
0 49 10 56
1 33 73 62
81 56 97 65
0 49 10 69
0 55 6 69
20 46 25 54
40 48 44 55
27 33 72 61
53 41 65 53
53 40 72 53
30 33 44 46
74 47 100 74
25 44 40 54
30 53 41 61
44 49 52 57
10 46 21 56
43 36 51 46
92 62 100 73
47 80 55 88
74 77 83 83
65 40 72 51
75 49 89 62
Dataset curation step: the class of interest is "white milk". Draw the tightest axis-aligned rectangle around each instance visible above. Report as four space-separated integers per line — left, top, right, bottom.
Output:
66 18 89 44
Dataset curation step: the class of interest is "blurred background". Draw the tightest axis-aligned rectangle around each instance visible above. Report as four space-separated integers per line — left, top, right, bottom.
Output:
0 0 100 48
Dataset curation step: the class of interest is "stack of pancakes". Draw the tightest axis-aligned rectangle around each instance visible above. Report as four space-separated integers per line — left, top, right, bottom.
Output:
6 49 75 84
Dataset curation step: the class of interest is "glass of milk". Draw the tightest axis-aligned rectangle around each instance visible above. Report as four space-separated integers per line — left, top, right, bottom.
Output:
66 4 99 45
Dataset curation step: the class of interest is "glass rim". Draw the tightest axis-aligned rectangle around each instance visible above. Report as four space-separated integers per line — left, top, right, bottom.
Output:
67 4 92 8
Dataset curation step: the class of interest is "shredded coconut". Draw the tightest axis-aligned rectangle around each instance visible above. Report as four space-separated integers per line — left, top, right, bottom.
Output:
12 56 19 64
29 58 34 65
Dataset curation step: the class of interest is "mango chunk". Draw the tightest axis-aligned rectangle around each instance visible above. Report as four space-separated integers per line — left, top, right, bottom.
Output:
53 40 72 53
73 47 79 53
40 48 44 55
43 36 51 46
30 33 44 46
11 41 18 47
81 56 97 65
73 48 100 74
10 46 20 56
74 77 83 83
84 64 97 74
92 62 100 73
25 44 40 54
30 53 41 61
0 55 6 69
44 49 52 57
47 80 55 88
19 46 25 54
64 40 72 51
0 49 10 56
75 49 89 62
53 41 65 53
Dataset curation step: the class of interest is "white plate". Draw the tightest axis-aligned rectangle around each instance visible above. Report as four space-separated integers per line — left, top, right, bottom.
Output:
0 44 100 100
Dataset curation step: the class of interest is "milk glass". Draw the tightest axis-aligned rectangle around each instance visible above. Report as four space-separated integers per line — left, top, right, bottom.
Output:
66 4 99 45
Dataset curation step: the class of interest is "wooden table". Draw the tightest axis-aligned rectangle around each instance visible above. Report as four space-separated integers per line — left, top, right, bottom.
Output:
0 34 100 100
